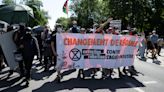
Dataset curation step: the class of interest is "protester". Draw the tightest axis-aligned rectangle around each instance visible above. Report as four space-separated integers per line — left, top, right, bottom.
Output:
41 26 52 71
51 23 63 67
127 30 139 76
107 29 138 77
113 27 123 78
89 23 101 78
150 30 159 59
35 31 43 63
138 32 147 59
106 27 113 34
102 26 114 79
21 27 40 86
70 21 86 79
0 47 5 71
103 26 123 79
51 23 65 82
50 30 57 67
70 20 79 33
146 32 153 56
157 38 164 56
78 28 86 79
0 50 2 71
13 24 26 78
93 18 113 79
80 28 86 34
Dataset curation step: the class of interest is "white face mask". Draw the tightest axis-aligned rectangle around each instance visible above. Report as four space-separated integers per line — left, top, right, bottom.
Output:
73 25 77 28
57 27 62 33
93 27 97 30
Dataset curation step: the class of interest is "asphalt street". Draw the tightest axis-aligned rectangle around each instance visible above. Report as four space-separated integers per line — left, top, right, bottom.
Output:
0 49 164 92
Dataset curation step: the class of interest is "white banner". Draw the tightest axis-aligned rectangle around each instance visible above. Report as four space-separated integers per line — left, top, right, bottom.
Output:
56 33 140 70
0 31 18 70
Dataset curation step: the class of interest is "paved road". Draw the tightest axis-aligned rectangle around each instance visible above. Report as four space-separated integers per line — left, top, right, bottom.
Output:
0 49 164 92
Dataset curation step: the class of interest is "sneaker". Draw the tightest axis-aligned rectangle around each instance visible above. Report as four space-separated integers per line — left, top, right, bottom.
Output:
25 80 29 87
80 72 85 79
152 56 157 60
102 74 108 80
123 68 127 75
7 70 13 78
56 75 61 83
119 72 123 78
91 74 95 79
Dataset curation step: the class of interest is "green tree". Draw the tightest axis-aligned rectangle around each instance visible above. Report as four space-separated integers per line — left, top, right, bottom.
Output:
56 17 71 30
2 0 14 5
70 0 164 32
106 0 150 30
25 0 49 26
150 0 164 36
71 0 102 28
25 0 43 9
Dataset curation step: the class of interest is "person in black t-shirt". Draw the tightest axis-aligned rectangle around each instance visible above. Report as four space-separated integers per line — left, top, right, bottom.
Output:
51 24 61 82
0 47 5 71
70 21 79 33
13 24 26 78
51 31 57 66
41 26 52 71
22 27 40 86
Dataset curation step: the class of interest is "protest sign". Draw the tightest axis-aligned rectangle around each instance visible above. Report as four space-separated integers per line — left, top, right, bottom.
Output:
0 31 18 70
110 20 122 31
56 33 140 70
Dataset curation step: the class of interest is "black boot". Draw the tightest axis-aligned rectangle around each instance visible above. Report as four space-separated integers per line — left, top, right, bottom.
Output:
123 67 127 75
79 69 85 79
56 75 62 83
7 70 14 78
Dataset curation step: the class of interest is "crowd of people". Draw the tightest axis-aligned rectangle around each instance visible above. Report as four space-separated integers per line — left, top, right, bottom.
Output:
0 18 163 86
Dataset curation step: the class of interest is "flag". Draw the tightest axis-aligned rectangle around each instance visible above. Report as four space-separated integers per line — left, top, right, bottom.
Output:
63 0 69 14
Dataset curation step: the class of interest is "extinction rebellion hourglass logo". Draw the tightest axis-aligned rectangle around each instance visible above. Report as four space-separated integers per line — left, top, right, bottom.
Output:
69 48 82 61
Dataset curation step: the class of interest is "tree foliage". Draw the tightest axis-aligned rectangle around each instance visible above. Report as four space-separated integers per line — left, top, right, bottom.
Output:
2 0 14 5
1 0 49 27
25 0 43 9
70 0 164 35
25 0 48 26
56 17 71 30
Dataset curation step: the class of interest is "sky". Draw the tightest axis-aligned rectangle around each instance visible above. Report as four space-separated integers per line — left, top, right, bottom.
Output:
42 0 69 29
0 0 71 29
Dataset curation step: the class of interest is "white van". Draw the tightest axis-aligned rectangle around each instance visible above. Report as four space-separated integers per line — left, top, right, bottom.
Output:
0 20 9 33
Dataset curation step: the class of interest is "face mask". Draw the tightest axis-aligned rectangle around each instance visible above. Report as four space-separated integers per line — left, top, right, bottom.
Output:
94 27 97 31
73 25 77 28
25 33 31 39
57 27 62 33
